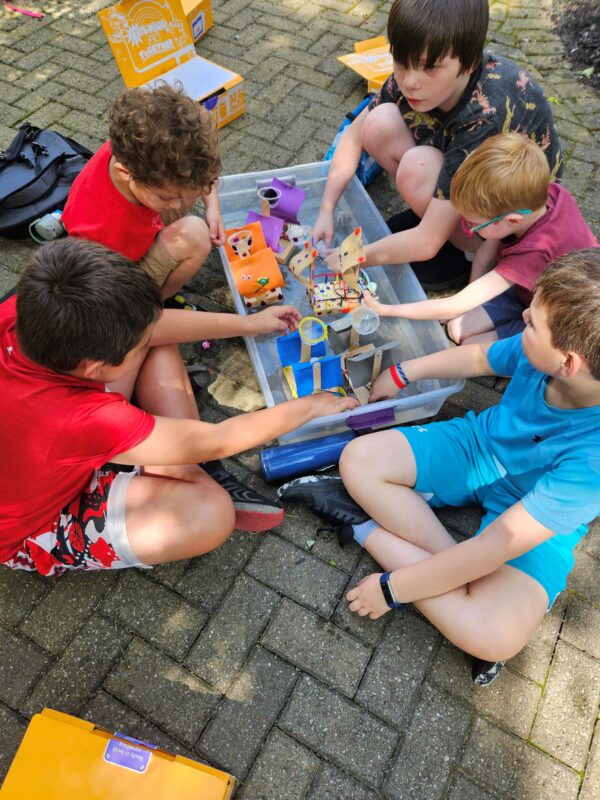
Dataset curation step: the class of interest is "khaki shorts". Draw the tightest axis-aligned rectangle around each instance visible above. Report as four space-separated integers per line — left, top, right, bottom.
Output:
137 207 185 287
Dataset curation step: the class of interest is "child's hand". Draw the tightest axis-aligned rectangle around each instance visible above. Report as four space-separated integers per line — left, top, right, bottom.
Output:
205 206 226 247
369 368 400 403
309 391 359 418
324 247 340 271
363 291 386 316
312 209 334 248
346 572 389 619
249 305 302 335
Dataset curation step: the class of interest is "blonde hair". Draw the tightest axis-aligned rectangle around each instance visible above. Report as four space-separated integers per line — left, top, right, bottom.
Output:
450 132 550 218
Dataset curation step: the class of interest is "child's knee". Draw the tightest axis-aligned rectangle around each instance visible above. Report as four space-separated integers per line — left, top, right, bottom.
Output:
340 436 379 484
446 316 465 344
396 145 443 193
161 215 211 265
362 103 403 156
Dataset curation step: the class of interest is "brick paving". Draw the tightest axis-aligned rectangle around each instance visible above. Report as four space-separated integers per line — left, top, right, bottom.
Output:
1 1 600 797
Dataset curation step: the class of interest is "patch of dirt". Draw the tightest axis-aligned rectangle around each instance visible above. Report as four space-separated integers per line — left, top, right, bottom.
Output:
554 0 600 92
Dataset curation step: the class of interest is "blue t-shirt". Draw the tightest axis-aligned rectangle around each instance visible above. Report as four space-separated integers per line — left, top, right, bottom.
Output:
476 334 600 538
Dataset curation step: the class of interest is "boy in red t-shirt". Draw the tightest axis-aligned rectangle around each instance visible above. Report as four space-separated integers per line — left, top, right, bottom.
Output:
365 133 598 343
0 239 356 577
63 83 224 310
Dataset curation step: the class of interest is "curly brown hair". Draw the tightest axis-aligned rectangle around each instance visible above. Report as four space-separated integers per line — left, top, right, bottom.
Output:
109 83 221 190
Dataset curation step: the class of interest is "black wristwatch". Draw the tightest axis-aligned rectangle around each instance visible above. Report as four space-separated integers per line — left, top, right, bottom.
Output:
380 572 407 612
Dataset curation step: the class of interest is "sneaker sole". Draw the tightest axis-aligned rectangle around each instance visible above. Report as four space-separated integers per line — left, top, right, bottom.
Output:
234 506 285 533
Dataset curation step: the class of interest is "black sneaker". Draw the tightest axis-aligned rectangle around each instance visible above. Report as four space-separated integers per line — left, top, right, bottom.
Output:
164 292 197 311
277 475 369 529
186 364 215 394
202 461 284 532
471 657 505 686
386 209 471 291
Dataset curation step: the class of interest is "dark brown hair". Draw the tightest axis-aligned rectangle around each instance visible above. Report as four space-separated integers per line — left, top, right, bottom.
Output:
109 83 221 190
535 248 600 380
387 0 489 72
17 238 162 372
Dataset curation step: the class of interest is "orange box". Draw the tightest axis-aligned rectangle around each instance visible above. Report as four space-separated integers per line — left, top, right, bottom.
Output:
181 0 213 42
0 709 236 800
98 0 244 129
338 35 393 92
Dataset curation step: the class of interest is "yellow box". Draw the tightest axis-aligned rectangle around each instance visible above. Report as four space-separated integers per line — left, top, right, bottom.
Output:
0 709 237 799
181 0 213 42
98 0 244 129
338 35 393 92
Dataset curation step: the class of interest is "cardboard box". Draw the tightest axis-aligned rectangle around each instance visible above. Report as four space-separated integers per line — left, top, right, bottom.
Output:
181 0 213 42
338 35 393 93
98 0 244 129
0 709 237 799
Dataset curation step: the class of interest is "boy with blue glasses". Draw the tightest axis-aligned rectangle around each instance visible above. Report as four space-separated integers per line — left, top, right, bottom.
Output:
365 133 597 343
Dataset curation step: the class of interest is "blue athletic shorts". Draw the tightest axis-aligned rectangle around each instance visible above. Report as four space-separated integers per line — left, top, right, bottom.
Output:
397 414 584 607
482 285 526 340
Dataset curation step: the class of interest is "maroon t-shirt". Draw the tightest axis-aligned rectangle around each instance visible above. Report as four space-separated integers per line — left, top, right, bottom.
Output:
495 183 598 305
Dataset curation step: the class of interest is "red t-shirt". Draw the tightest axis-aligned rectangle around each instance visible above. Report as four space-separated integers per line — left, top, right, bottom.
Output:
495 183 598 305
0 296 155 561
62 141 164 261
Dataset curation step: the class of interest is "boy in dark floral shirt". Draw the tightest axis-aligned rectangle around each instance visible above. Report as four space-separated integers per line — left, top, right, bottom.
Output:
314 0 562 290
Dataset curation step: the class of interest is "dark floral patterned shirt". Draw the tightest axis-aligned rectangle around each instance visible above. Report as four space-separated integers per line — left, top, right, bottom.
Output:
369 51 563 200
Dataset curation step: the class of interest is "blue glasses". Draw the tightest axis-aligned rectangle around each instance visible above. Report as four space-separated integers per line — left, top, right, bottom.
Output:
462 209 533 236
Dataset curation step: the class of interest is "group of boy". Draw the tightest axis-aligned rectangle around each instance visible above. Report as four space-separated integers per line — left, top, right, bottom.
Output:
2 0 599 685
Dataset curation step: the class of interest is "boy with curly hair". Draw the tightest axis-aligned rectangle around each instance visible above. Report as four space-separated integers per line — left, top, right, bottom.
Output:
63 83 223 308
63 83 304 529
314 0 563 291
365 133 597 343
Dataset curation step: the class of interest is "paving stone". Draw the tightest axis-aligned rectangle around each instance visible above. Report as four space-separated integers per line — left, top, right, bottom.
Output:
567 549 600 606
582 517 600 560
279 674 399 788
150 559 191 590
105 638 220 745
21 571 115 654
356 613 439 727
82 690 143 737
101 571 207 661
561 596 600 660
384 684 470 800
21 102 70 129
21 615 131 718
199 647 297 778
332 550 391 646
446 774 498 800
246 536 348 618
530 640 600 771
462 717 581 800
0 568 48 627
510 592 567 684
0 626 52 709
581 721 600 800
429 640 541 739
262 597 371 697
0 705 26 782
176 531 256 610
307 763 379 800
239 728 321 800
185 573 278 692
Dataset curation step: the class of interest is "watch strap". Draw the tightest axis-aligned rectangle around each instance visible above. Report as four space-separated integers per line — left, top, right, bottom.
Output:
380 571 407 611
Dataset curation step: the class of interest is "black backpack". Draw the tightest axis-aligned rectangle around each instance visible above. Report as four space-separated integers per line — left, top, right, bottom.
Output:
0 123 93 238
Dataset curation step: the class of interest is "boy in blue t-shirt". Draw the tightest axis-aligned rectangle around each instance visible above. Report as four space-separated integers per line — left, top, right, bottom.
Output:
279 248 600 685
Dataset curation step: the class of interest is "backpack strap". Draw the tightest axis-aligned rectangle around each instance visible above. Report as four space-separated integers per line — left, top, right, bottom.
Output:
0 123 38 165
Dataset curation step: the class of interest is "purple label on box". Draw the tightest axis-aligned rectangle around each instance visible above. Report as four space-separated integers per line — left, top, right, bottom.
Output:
104 738 152 774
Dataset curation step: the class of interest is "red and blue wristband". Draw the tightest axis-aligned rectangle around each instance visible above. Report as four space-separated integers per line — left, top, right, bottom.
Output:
390 363 410 390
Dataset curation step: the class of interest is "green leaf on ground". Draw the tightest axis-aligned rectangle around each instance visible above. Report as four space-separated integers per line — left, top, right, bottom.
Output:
581 66 595 78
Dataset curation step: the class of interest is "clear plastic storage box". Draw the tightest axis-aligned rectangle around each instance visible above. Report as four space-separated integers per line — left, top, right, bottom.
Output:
217 162 464 443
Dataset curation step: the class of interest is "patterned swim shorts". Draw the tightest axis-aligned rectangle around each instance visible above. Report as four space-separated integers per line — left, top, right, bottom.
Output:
3 469 147 577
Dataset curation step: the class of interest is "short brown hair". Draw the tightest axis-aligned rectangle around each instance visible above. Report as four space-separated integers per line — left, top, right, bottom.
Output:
17 238 162 372
535 248 600 380
109 83 221 190
387 0 488 73
450 133 550 218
